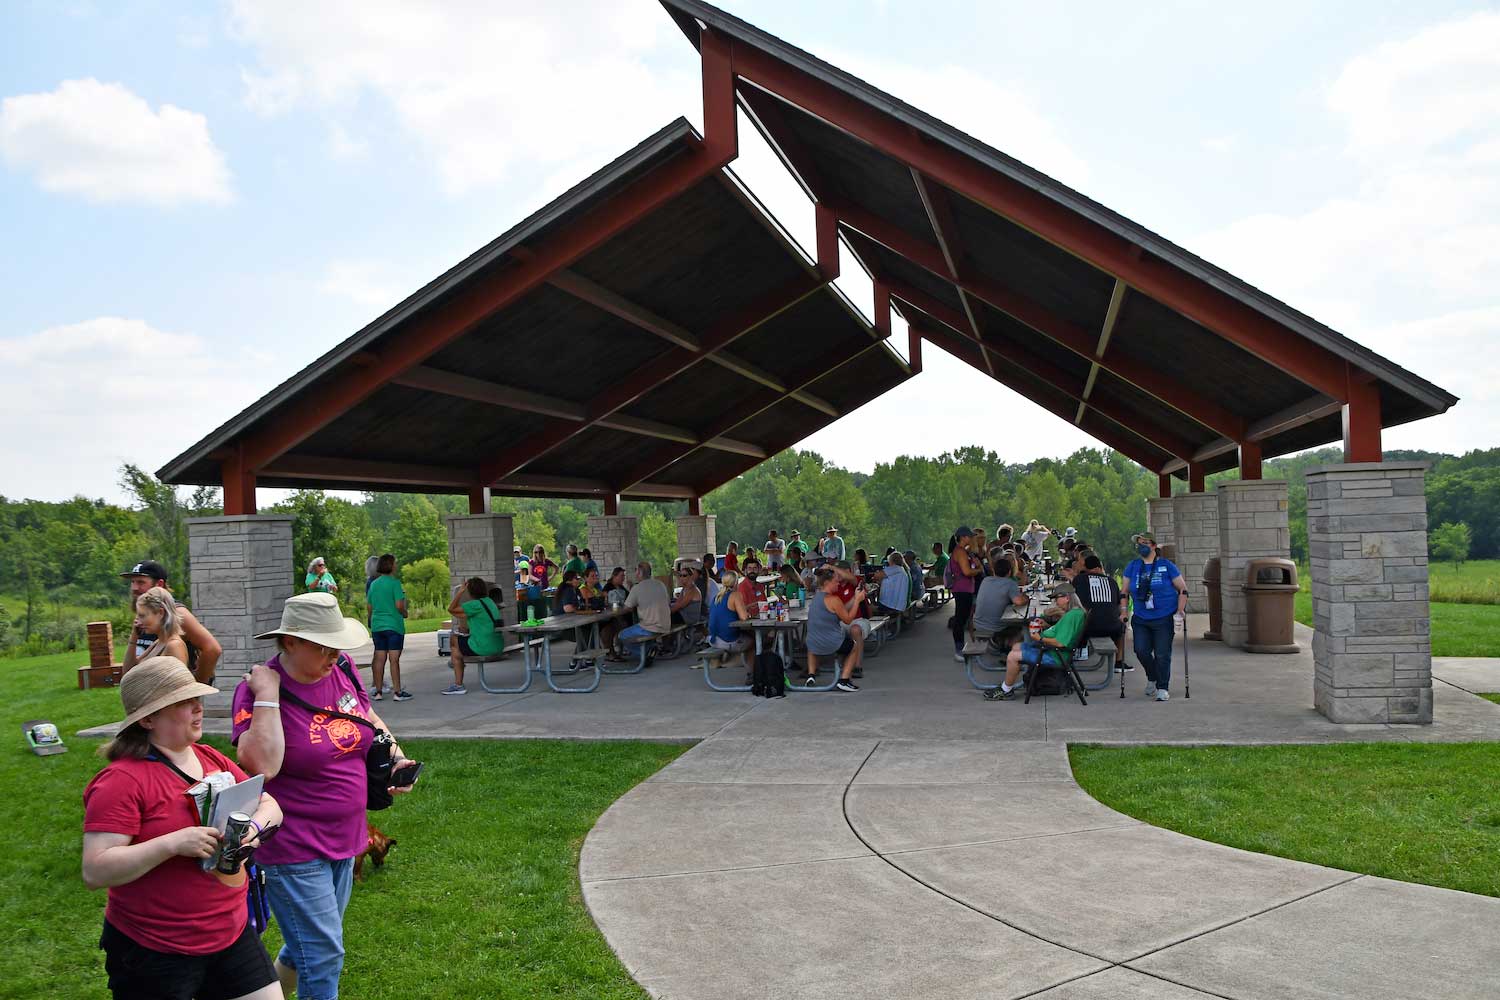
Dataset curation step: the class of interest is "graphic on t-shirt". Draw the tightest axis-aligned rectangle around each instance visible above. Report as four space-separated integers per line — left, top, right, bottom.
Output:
233 708 252 726
309 706 365 755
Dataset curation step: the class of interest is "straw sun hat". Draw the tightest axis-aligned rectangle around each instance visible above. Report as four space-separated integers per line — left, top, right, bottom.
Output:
117 656 219 729
255 592 370 649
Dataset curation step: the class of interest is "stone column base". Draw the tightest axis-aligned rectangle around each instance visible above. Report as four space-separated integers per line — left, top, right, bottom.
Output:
445 513 516 624
1308 462 1431 724
187 515 295 689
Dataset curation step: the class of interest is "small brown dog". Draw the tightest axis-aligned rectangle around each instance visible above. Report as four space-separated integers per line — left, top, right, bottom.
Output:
354 822 397 881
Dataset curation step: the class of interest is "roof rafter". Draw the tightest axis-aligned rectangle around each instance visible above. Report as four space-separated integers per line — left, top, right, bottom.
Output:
911 169 994 377
260 455 694 497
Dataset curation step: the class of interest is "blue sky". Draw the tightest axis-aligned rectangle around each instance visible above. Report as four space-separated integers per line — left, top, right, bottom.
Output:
2 0 1497 502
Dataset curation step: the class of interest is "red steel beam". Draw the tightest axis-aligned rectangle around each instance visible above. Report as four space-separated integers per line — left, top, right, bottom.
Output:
1158 474 1172 499
614 329 888 491
1343 374 1382 462
885 277 1197 460
914 323 1169 472
1239 440 1263 480
731 45 1357 403
221 446 256 516
839 205 1248 442
908 323 923 375
688 496 702 516
1188 462 1207 493
234 32 739 475
468 485 490 514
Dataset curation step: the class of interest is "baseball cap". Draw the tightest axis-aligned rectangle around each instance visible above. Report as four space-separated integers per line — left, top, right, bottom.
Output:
120 560 168 581
1050 581 1077 597
955 525 974 538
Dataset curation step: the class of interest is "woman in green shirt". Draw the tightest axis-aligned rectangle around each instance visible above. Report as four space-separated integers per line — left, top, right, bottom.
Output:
366 553 410 702
304 557 338 594
445 577 505 695
929 541 948 584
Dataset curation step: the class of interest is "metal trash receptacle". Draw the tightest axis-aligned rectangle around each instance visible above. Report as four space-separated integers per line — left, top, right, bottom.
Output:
1242 558 1300 653
1202 557 1223 641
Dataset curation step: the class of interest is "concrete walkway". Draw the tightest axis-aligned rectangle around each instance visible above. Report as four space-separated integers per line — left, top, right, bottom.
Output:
581 736 1500 999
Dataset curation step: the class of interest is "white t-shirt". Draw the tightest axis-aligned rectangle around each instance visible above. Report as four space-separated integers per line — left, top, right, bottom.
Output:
1021 528 1050 559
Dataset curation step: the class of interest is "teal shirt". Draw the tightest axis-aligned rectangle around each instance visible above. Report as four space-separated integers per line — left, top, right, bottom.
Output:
368 574 406 634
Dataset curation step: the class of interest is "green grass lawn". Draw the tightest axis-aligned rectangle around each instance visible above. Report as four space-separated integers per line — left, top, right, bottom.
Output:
1480 693 1500 706
1293 590 1500 657
1 650 683 999
1427 559 1500 604
1070 743 1500 898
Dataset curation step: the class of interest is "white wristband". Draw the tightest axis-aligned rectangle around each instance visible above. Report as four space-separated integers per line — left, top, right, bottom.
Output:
252 701 281 710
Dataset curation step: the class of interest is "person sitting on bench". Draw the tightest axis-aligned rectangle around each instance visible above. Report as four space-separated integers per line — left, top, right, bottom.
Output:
973 555 1029 638
805 566 863 692
874 551 911 617
705 569 757 672
617 561 669 660
985 582 1086 700
670 566 703 627
1075 554 1129 669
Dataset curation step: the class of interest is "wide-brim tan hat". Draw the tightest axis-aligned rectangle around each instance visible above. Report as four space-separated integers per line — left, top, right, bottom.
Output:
118 656 219 730
255 592 370 649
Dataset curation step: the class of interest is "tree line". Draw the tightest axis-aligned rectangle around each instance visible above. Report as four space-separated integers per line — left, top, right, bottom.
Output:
3 446 1495 655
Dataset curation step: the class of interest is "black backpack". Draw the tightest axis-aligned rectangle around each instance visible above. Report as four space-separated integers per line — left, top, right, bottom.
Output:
1025 659 1066 696
752 651 785 698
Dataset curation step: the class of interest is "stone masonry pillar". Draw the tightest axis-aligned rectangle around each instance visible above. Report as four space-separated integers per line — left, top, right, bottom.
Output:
1308 462 1431 724
588 515 640 577
675 515 717 565
1171 492 1219 614
187 515 294 689
1146 497 1175 553
1216 480 1292 648
444 513 515 625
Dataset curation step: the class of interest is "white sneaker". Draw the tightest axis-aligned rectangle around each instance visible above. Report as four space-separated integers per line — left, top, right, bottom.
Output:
954 652 965 663
1154 689 1170 702
1144 683 1157 697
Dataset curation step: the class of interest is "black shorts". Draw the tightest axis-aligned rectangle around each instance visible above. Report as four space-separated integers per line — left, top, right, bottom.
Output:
1085 620 1125 641
100 919 277 1000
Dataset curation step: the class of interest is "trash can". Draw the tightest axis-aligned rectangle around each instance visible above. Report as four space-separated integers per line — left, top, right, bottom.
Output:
1242 558 1300 653
1202 557 1223 641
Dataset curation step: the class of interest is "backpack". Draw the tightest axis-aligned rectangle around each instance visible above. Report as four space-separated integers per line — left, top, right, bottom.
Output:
751 650 785 698
943 557 958 590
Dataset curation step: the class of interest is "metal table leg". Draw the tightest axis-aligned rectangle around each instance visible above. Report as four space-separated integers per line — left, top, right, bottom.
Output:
545 634 600 693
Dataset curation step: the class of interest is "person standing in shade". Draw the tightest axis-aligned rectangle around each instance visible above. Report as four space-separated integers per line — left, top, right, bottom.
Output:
581 548 599 575
819 526 846 562
367 554 411 702
928 541 948 586
1123 532 1187 701
529 545 559 590
763 530 785 569
723 541 740 574
948 527 983 660
786 530 808 563
1020 520 1051 561
1076 554 1130 669
562 544 587 578
305 557 338 594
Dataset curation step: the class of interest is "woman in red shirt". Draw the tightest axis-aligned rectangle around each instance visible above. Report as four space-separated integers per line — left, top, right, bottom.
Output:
82 656 283 1000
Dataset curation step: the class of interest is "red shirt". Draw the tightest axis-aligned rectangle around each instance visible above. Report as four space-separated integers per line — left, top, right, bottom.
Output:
83 744 251 955
737 576 767 613
724 552 739 573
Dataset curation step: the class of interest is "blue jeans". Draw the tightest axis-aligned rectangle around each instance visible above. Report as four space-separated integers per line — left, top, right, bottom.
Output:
617 624 658 646
264 857 355 1000
1132 615 1176 691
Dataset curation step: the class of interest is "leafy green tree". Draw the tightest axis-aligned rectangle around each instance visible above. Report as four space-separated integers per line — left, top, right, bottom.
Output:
402 557 451 612
271 490 377 606
504 508 555 555
1430 521 1472 567
118 463 220 596
384 498 449 567
864 456 958 552
638 510 677 574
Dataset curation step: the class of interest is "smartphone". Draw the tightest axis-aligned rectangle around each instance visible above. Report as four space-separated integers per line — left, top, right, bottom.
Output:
389 761 424 787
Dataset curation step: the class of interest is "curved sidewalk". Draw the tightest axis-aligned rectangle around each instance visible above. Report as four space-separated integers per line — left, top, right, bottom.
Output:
581 737 1500 1000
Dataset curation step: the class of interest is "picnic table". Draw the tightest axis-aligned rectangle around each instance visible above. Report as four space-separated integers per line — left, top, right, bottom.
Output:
497 607 630 694
729 606 808 665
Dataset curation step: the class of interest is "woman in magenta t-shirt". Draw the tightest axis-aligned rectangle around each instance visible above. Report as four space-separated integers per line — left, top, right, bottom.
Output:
83 656 284 1000
233 593 419 1000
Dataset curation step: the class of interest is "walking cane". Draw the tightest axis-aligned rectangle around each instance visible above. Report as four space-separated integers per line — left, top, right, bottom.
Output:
1181 608 1191 699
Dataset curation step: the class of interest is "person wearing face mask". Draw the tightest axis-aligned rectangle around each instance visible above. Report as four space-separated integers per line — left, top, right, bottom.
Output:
1122 532 1188 702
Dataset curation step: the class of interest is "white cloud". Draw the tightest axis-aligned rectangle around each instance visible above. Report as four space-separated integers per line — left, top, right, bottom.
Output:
228 0 690 195
1329 10 1500 158
0 78 232 205
0 318 268 499
1201 134 1238 154
325 122 368 160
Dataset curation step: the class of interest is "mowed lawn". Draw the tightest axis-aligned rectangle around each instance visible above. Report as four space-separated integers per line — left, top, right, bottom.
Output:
1071 742 1500 898
1 649 683 1000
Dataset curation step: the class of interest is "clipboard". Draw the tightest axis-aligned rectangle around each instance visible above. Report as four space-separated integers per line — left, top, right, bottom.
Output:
207 773 263 832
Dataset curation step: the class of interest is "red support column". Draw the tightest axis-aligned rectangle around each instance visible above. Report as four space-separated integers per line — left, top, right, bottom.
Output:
1188 462 1206 494
1239 441 1263 480
603 494 621 516
873 280 891 338
688 496 702 516
814 201 840 280
221 447 256 516
908 325 923 375
699 27 738 163
1343 377 1383 463
1158 474 1172 499
467 485 490 514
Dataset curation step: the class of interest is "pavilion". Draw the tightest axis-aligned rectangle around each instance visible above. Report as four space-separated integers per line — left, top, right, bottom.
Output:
159 0 1455 725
